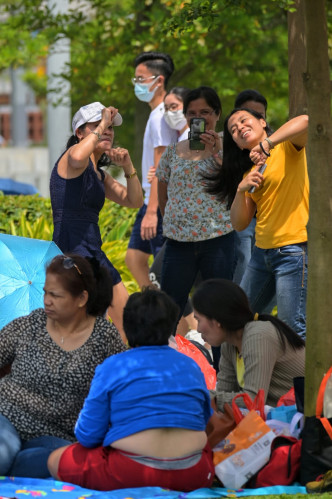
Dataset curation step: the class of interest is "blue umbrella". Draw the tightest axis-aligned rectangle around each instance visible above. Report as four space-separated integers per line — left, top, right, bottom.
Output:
0 178 39 195
0 234 63 329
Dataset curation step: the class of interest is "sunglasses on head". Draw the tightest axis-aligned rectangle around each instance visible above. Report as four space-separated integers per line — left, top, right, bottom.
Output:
61 256 82 276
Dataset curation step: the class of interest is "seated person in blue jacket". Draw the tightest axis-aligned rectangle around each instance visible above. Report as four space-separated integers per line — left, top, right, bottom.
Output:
48 287 214 492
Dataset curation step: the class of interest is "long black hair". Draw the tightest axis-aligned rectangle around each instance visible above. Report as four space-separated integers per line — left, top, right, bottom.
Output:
192 279 305 351
204 107 273 208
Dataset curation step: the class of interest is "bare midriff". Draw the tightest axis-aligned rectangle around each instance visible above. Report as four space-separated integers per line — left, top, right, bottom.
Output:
111 428 207 458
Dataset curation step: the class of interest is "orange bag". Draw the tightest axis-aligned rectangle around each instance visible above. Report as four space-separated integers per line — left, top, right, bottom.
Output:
316 366 332 439
213 410 275 489
232 390 265 424
174 335 216 390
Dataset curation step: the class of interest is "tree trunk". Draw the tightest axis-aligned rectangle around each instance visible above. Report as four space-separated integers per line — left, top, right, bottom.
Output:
303 0 332 416
288 0 307 117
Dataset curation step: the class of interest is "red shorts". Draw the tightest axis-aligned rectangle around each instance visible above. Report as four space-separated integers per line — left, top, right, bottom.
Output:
58 442 214 491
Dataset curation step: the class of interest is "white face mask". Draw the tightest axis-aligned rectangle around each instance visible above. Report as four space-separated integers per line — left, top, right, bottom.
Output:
164 109 188 131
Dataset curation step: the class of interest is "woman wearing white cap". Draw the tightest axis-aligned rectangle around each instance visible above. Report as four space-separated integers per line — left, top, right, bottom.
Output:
50 102 143 342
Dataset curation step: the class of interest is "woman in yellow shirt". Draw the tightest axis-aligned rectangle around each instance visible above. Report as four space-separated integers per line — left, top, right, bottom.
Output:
216 110 308 339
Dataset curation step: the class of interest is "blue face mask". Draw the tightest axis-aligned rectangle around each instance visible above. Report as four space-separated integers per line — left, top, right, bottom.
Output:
134 80 158 103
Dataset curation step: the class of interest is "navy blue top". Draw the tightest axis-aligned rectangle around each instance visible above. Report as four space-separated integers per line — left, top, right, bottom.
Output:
50 154 121 284
75 345 213 447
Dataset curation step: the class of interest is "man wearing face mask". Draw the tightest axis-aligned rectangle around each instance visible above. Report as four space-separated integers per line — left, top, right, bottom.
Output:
126 52 177 289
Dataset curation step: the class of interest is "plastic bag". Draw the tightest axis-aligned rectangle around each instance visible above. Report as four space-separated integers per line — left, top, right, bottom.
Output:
266 411 304 439
266 404 298 424
213 410 275 489
172 334 216 390
277 387 296 407
232 390 265 424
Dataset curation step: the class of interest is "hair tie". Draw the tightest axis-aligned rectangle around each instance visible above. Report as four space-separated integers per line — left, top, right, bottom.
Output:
259 141 270 157
254 312 259 321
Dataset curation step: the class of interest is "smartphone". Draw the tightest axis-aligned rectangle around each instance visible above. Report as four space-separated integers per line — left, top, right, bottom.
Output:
248 163 267 193
189 118 206 150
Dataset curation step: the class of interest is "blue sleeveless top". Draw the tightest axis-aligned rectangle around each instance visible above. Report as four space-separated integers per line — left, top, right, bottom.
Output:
50 154 121 284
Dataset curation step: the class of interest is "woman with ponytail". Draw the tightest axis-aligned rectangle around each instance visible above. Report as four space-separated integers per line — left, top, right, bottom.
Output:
192 278 305 411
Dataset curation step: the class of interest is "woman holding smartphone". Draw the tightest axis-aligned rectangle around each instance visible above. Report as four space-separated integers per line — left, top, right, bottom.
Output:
156 87 235 366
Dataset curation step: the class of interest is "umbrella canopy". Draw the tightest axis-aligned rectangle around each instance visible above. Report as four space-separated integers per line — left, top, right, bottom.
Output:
0 178 39 195
0 234 62 329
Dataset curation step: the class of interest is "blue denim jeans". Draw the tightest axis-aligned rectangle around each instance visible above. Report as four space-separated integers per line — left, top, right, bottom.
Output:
161 233 236 318
0 413 71 477
233 218 256 285
240 243 307 339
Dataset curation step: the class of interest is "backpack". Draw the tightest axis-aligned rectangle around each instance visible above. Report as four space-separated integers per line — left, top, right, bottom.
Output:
253 436 302 487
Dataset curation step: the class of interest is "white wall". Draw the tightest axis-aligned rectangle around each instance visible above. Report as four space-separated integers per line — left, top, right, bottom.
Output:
0 147 49 197
0 147 126 198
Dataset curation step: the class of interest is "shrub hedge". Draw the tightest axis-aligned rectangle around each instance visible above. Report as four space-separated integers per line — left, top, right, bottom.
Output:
0 192 140 294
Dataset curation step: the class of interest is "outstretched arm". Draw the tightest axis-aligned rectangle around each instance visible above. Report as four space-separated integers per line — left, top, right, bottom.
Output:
250 115 308 165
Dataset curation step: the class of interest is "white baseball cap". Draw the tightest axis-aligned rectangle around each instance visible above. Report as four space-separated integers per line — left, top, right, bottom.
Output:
72 102 123 134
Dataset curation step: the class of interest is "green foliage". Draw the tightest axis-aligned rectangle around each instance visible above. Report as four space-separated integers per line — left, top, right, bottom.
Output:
0 193 53 235
0 0 292 149
99 202 137 242
0 193 140 293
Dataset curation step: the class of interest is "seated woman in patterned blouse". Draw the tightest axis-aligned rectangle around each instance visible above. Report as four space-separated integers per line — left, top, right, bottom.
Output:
0 254 126 478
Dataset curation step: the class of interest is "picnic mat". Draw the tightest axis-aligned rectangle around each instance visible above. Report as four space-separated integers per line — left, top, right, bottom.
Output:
0 477 307 498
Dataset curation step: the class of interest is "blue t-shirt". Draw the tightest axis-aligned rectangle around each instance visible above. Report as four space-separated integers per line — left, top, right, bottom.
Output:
75 345 213 448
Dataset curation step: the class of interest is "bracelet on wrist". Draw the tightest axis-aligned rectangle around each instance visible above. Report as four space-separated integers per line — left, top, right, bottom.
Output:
124 169 137 179
259 141 270 157
265 137 274 150
91 131 101 141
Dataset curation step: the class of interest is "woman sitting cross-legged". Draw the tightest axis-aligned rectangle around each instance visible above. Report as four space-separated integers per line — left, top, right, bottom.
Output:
48 288 215 491
192 278 305 410
0 254 126 478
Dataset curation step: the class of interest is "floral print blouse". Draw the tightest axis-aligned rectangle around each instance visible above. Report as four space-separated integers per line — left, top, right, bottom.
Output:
156 143 233 242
